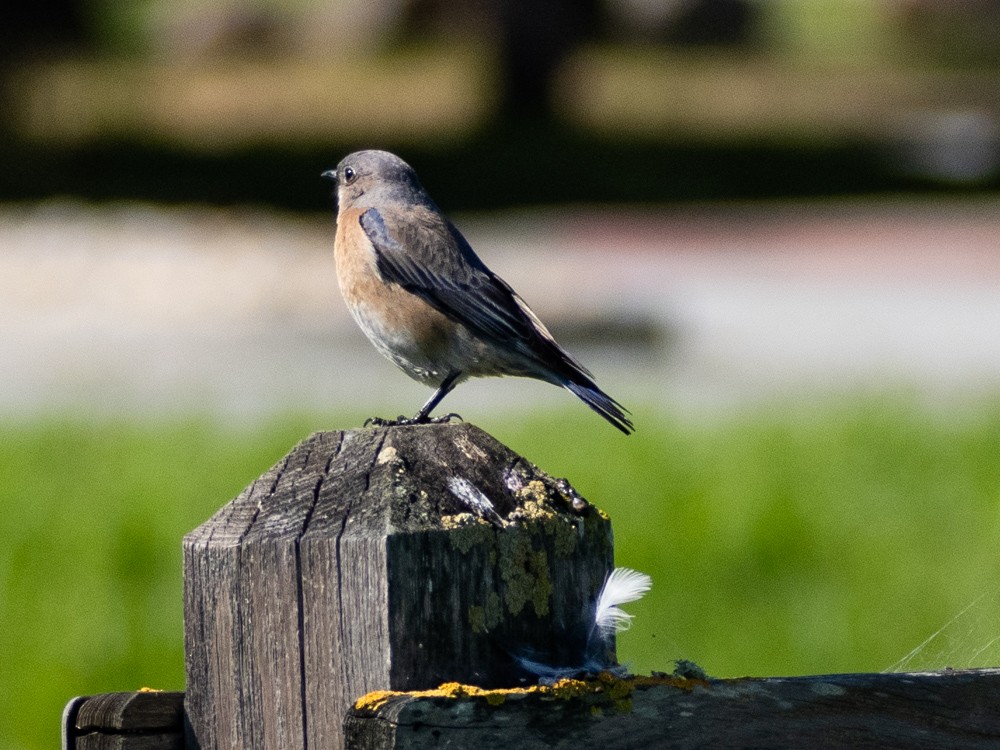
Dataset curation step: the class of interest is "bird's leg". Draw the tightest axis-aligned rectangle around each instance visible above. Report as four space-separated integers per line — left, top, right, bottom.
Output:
413 371 461 423
364 372 462 427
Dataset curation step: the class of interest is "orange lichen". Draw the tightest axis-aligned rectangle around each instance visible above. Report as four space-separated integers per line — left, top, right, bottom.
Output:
352 674 700 715
353 690 400 713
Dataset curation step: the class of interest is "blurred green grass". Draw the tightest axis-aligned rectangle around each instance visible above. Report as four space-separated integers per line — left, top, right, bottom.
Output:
3 399 1000 749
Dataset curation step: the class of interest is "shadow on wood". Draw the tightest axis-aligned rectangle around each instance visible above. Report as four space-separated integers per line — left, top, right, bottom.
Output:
182 423 613 750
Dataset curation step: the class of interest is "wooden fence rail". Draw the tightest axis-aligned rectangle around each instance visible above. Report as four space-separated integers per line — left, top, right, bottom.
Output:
64 669 1000 749
62 423 1000 749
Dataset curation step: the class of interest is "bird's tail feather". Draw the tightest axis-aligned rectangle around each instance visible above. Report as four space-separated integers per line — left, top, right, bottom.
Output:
564 380 634 435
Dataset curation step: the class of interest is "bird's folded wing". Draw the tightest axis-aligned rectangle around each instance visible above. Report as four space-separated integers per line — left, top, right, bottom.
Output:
360 206 535 345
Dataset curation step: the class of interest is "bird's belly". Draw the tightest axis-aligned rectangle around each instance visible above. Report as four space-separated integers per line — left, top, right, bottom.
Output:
346 292 458 387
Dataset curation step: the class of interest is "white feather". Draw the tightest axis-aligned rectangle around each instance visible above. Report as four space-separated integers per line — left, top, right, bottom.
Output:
594 567 652 637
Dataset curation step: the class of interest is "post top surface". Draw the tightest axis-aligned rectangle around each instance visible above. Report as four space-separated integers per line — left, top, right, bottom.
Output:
184 422 603 546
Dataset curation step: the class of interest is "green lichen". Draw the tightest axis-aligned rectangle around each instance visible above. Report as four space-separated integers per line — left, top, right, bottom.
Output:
516 479 550 507
546 515 580 557
485 692 507 706
497 530 552 617
445 518 494 554
508 479 584 559
613 697 633 713
467 592 502 634
484 591 502 629
529 549 553 614
467 605 486 634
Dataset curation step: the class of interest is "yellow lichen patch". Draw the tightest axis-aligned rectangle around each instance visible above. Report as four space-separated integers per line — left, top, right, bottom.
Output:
137 687 162 692
509 480 589 558
441 512 476 530
437 682 470 697
354 682 531 713
353 690 399 713
516 479 550 507
546 678 593 700
353 675 695 716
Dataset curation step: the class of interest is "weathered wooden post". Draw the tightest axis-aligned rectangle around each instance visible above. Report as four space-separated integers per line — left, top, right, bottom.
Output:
182 422 613 749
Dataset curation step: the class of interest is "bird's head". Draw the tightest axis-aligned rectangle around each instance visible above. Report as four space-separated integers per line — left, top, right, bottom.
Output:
322 150 426 208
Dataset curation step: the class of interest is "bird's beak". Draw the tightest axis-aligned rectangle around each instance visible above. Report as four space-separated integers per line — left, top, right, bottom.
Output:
321 169 338 182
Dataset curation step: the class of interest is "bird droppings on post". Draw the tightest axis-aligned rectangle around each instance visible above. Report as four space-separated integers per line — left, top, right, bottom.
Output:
375 444 400 465
447 476 505 525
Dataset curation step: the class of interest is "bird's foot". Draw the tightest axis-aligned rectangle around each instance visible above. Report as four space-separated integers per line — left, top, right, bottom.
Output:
363 415 408 427
423 412 463 424
363 412 463 428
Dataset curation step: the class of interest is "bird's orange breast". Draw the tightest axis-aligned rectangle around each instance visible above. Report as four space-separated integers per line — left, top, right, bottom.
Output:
334 206 458 381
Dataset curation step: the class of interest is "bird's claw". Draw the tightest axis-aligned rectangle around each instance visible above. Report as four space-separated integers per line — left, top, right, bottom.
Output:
363 412 464 428
426 412 463 424
363 415 408 427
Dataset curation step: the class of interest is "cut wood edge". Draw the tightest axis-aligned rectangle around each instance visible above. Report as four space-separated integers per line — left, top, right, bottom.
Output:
62 691 185 750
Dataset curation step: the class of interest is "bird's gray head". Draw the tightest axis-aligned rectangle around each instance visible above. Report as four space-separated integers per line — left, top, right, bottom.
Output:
321 150 429 209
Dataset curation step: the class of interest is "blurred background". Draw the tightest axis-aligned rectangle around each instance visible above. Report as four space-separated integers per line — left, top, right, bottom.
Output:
3 1 1000 747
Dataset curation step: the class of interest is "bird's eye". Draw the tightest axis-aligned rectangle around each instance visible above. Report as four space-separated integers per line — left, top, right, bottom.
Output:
343 166 356 183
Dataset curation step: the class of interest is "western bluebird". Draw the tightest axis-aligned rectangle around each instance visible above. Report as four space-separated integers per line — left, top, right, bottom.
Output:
322 150 633 434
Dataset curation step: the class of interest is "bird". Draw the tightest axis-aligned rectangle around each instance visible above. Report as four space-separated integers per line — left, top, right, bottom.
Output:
322 150 633 435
